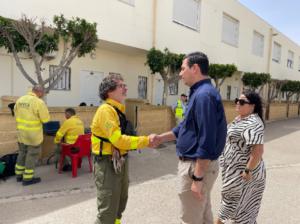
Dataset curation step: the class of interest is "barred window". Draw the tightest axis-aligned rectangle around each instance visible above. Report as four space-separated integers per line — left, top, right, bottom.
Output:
49 65 71 90
138 76 147 99
169 81 178 95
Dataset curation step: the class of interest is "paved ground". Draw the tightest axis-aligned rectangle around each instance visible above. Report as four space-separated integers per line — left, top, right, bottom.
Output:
1 118 300 224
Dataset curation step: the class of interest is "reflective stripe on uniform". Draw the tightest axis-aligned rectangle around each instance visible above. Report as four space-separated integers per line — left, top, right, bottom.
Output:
17 125 42 131
91 135 100 144
15 164 25 175
16 117 42 131
130 136 138 149
109 130 121 144
16 118 40 124
15 164 25 170
23 169 34 179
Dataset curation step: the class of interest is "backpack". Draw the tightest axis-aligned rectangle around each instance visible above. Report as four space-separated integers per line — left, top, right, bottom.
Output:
111 105 136 136
93 104 137 156
0 153 18 180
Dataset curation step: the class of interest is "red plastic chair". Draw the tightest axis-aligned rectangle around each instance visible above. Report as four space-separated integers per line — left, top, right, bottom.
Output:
58 133 92 177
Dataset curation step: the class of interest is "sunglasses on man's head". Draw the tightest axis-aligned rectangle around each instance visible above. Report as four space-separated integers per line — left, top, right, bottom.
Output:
234 98 250 106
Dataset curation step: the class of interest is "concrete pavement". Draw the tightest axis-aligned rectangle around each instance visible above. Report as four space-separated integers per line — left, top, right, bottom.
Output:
1 118 300 224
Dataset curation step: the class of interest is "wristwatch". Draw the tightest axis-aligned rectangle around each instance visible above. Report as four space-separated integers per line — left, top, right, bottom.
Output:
191 174 204 182
244 168 253 175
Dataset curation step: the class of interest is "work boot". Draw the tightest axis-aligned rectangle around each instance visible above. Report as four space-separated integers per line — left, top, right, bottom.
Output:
22 177 41 186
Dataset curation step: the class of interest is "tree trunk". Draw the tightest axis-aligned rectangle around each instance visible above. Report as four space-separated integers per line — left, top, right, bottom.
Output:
286 96 290 118
265 101 270 121
162 80 168 105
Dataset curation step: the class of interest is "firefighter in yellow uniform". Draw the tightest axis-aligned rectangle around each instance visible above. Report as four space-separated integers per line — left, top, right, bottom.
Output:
54 108 84 170
173 93 188 124
14 85 50 186
91 74 156 224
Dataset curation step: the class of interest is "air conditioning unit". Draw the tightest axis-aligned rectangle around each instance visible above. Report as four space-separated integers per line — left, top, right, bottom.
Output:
45 51 58 60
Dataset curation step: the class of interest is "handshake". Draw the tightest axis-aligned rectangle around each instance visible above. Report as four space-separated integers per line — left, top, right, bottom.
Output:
148 134 162 148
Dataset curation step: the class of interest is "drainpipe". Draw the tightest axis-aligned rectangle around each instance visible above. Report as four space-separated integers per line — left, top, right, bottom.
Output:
150 0 157 104
10 55 14 96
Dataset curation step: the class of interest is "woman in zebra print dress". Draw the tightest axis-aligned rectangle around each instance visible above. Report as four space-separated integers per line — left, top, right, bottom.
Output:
216 91 266 224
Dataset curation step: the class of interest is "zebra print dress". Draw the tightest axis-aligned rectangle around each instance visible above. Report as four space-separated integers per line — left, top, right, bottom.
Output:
218 113 266 224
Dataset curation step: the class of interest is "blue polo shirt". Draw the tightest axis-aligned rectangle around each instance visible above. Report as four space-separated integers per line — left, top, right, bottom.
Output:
172 79 227 160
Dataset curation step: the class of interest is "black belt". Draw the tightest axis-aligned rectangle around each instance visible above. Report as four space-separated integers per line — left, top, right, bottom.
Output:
178 156 196 161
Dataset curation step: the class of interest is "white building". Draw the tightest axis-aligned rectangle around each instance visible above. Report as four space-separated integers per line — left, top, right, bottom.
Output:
0 0 299 107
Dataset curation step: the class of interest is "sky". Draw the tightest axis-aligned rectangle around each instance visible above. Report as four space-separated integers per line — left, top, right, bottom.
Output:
239 0 300 46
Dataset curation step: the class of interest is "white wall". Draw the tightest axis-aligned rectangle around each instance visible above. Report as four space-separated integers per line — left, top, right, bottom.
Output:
0 0 154 50
1 0 300 106
155 0 300 80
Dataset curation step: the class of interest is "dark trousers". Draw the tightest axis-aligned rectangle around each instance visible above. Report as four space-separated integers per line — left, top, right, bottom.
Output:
93 155 129 224
15 143 41 181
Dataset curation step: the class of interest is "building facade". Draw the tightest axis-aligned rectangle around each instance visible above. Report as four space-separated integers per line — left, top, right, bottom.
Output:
0 0 299 107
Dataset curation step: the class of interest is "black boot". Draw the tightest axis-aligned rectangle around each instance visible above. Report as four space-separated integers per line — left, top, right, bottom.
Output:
22 177 41 186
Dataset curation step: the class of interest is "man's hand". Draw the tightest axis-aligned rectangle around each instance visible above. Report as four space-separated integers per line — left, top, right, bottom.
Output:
191 181 204 200
148 134 161 148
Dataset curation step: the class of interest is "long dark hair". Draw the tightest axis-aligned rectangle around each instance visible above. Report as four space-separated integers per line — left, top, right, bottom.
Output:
243 90 264 124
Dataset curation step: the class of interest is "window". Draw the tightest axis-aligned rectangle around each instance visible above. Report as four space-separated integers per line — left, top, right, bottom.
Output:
169 81 178 95
222 13 239 47
272 42 281 63
118 0 134 6
138 76 147 99
226 85 231 100
49 65 71 90
287 50 294 69
173 0 201 31
252 31 264 57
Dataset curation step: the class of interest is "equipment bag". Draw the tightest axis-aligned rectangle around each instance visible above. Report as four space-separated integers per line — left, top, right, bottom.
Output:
0 153 18 180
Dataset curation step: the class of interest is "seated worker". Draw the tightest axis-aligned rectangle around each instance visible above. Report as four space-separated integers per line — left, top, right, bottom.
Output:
54 108 84 171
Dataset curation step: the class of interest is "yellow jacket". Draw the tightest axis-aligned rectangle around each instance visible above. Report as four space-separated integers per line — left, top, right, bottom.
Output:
54 115 84 144
91 98 149 156
14 91 50 146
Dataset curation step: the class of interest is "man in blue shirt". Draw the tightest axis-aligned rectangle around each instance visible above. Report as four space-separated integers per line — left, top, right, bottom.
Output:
154 52 227 224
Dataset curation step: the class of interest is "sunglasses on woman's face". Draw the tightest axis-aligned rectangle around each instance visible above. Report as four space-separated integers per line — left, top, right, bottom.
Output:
234 98 250 106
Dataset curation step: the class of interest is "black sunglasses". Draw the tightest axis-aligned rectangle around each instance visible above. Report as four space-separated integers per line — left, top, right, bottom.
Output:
234 98 251 106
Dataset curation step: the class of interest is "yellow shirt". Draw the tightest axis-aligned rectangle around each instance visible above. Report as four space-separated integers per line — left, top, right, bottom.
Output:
54 115 84 144
14 91 50 146
91 98 149 155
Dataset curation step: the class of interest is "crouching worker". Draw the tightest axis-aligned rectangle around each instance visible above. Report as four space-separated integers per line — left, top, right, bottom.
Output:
54 108 84 171
91 73 156 224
